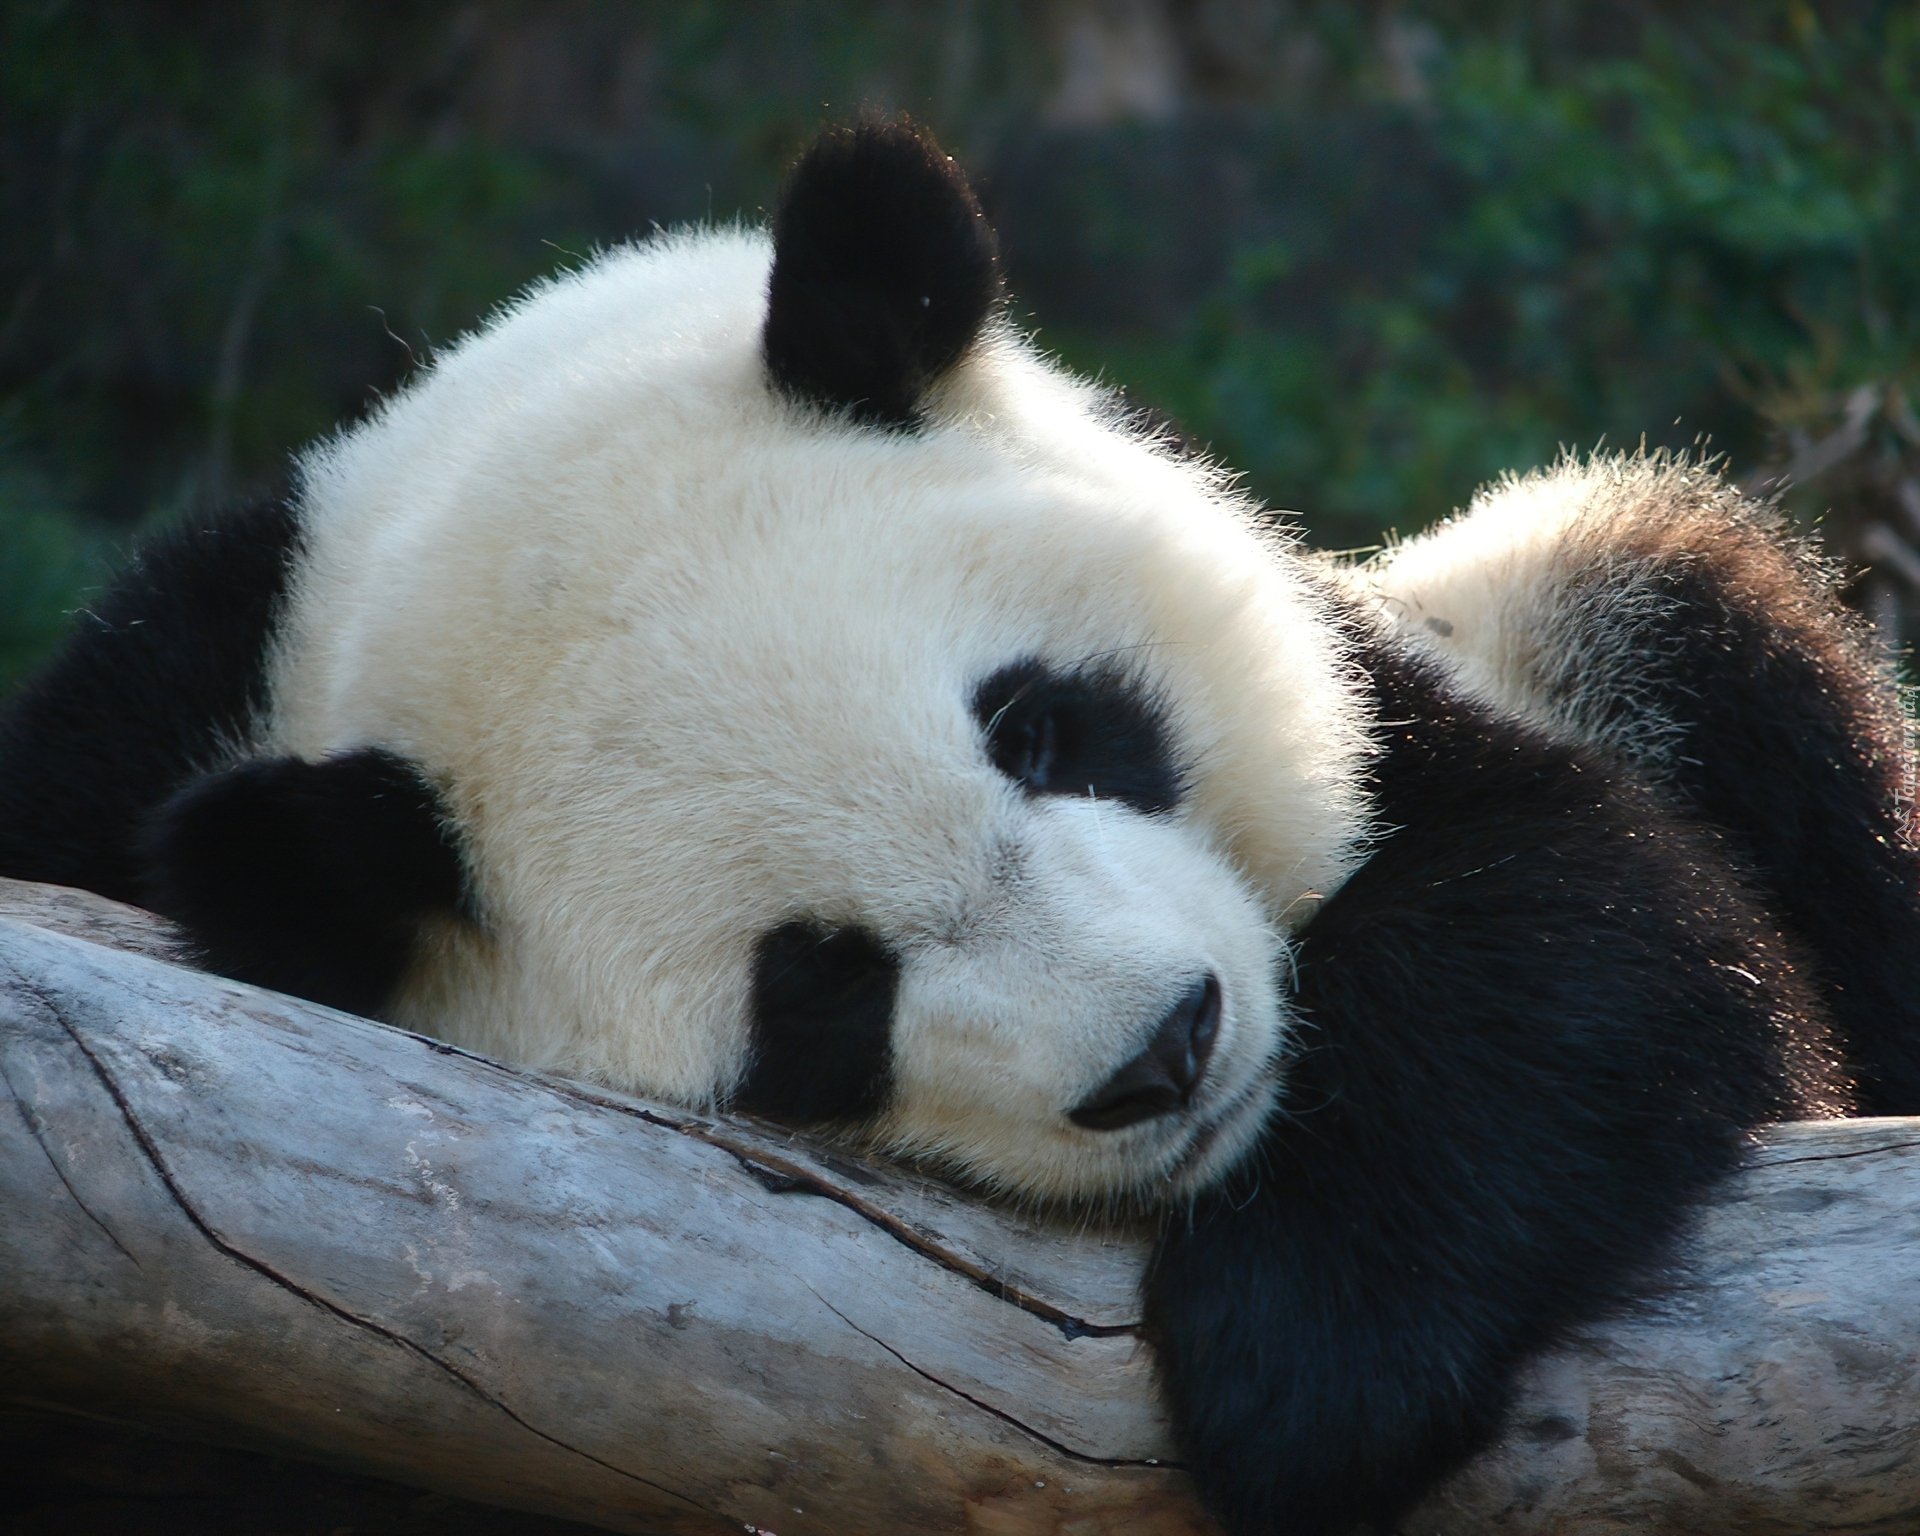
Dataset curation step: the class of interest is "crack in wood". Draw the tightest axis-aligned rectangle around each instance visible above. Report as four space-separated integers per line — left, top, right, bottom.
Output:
0 913 1147 1344
1755 1139 1920 1168
0 960 720 1522
521 1066 1146 1340
0 1050 142 1268
710 1135 1144 1340
807 1286 1175 1472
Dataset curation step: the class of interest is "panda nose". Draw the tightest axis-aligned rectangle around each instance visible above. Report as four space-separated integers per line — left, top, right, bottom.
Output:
1068 975 1221 1131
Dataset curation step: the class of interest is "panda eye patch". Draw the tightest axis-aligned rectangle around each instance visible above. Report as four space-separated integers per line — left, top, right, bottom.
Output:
972 658 1183 814
736 921 898 1125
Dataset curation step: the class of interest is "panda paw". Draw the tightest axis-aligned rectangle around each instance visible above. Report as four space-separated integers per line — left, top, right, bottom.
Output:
142 748 466 1017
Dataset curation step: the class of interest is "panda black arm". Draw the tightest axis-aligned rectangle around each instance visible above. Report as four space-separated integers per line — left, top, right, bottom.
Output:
144 750 468 1019
1146 642 1839 1536
0 499 299 906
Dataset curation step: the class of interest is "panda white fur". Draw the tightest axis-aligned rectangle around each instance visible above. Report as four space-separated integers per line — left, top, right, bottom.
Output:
4 122 1919 1535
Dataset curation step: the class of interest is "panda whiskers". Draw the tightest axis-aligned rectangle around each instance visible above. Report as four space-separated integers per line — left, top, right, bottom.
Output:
1063 638 1189 673
1219 1154 1266 1215
1083 782 1112 851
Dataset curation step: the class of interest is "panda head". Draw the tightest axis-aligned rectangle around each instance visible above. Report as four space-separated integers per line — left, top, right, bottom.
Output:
275 121 1371 1205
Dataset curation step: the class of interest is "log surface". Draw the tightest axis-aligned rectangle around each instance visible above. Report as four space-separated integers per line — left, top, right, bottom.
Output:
2 878 1917 1535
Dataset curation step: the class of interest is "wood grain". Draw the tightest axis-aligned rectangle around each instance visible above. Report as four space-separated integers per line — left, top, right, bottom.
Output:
3 879 1916 1534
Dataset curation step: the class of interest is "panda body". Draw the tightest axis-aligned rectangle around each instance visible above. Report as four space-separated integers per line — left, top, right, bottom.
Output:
1358 453 1920 1113
4 123 1918 1535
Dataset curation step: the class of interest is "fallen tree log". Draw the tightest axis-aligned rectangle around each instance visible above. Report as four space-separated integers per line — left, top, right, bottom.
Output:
1 878 1917 1535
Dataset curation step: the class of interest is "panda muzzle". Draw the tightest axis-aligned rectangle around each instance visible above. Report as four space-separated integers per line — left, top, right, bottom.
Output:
1068 974 1221 1131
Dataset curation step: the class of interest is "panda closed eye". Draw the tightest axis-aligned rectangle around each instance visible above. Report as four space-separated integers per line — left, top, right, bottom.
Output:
972 659 1183 814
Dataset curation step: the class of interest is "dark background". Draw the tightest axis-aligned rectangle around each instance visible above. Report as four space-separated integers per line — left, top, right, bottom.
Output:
4 0 1918 688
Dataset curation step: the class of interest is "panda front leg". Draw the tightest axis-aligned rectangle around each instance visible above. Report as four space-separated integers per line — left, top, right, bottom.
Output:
1362 452 1920 1111
142 749 470 1019
1146 638 1844 1536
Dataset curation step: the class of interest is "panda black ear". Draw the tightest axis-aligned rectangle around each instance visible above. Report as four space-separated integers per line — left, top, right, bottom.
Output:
763 118 1004 429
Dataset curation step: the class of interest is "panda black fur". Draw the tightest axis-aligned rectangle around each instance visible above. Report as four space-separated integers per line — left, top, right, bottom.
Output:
3 122 1918 1535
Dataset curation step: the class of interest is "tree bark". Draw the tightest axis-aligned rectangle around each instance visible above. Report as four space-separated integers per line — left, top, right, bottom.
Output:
2 878 1917 1535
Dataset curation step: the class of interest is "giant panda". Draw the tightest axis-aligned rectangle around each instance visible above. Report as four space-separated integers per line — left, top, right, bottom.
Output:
3 120 1918 1536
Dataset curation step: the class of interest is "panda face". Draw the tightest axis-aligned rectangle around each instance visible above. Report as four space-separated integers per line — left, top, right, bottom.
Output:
268 126 1370 1204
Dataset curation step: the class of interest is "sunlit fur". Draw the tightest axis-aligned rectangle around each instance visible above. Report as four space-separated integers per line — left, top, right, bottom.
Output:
1351 450 1870 778
271 227 1372 1202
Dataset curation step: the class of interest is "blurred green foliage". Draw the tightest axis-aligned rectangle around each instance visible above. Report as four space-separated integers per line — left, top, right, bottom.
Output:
0 439 114 685
1041 4 1920 542
1 1 1915 687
